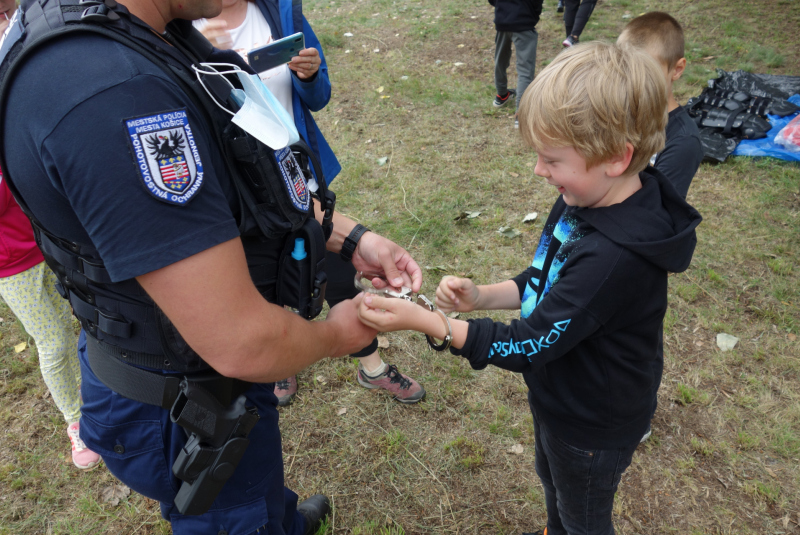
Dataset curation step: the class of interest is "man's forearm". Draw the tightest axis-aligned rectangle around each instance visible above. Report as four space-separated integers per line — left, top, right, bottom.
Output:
314 198 359 254
137 238 373 384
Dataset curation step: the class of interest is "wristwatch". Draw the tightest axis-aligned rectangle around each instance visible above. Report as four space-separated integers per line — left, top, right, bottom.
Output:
340 224 370 263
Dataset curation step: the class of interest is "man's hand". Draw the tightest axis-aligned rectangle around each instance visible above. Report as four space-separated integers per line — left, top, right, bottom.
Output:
288 48 321 80
352 232 423 293
325 293 378 357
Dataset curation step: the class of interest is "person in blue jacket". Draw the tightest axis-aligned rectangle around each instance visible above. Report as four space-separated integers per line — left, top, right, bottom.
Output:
195 0 426 406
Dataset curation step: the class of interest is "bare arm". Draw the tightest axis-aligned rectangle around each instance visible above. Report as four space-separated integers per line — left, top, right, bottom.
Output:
137 237 377 383
358 279 523 350
435 276 521 313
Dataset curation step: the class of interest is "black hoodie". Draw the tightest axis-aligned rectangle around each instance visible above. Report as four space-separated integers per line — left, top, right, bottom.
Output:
452 168 702 450
488 0 543 33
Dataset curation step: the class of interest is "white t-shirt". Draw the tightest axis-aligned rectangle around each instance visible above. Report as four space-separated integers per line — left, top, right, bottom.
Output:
195 1 294 117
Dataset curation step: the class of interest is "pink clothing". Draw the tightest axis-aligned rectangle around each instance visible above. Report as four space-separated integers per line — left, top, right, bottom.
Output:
0 168 44 277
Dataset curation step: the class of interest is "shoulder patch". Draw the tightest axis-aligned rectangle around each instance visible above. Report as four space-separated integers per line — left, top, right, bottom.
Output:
125 109 204 205
274 146 310 211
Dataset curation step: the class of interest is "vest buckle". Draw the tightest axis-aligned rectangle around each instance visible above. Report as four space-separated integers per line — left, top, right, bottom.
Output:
81 3 120 22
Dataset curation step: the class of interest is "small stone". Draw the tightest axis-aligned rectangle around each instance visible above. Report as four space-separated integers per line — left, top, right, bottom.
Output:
716 333 739 352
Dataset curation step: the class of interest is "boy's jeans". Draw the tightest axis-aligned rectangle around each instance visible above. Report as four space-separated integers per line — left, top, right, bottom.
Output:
529 392 638 535
494 29 538 109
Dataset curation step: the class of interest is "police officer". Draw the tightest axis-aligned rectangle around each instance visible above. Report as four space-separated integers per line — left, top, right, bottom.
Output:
0 0 422 532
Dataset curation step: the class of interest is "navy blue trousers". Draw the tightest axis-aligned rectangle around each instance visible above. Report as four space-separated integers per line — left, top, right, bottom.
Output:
530 392 638 535
78 330 306 535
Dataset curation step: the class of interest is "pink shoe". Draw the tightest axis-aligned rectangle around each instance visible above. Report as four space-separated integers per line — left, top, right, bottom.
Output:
357 364 426 404
274 376 298 406
67 422 101 470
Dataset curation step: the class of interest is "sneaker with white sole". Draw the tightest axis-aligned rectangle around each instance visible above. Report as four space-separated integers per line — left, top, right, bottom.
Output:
357 364 425 404
274 376 298 406
493 89 516 108
67 421 101 470
562 35 578 47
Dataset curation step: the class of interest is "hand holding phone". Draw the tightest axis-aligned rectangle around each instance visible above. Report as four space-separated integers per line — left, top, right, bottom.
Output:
247 32 305 73
288 47 321 80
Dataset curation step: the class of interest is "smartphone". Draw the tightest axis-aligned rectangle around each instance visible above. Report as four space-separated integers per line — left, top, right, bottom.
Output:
247 32 305 73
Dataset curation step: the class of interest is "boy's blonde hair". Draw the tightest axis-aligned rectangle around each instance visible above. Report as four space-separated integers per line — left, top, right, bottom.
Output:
518 41 667 176
617 12 685 69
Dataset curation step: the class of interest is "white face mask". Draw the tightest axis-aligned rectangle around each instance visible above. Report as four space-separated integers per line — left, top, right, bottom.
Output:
192 63 299 149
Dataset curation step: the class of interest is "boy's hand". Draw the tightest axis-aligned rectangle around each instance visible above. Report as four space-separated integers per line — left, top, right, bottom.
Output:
358 294 428 333
436 276 480 313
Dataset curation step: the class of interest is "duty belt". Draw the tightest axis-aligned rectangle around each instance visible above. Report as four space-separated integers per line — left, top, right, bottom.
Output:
85 335 259 515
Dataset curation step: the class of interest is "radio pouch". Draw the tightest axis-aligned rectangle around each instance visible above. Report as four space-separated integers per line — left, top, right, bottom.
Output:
277 219 327 318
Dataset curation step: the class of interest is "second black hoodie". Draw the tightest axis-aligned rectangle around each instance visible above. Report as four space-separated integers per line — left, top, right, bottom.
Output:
452 168 702 449
488 0 543 33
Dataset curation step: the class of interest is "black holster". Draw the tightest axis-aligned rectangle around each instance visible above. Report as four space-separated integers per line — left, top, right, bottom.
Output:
170 379 259 515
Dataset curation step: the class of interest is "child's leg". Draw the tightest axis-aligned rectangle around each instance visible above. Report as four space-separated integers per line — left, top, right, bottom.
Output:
530 393 637 535
0 263 81 423
567 0 597 39
562 0 580 37
532 408 565 534
494 31 513 98
511 30 538 108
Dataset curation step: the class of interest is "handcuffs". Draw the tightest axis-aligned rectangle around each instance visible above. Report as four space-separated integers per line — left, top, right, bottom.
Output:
355 272 452 351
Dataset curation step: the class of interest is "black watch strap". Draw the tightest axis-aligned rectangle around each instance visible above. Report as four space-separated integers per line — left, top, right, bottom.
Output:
340 224 370 263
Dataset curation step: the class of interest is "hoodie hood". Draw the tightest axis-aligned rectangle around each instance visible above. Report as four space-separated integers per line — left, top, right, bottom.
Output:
574 167 702 273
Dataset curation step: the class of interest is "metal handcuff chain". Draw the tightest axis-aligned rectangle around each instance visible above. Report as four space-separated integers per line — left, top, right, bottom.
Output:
355 272 452 351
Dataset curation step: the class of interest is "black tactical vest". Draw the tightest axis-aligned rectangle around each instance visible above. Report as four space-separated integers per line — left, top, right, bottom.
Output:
0 0 335 375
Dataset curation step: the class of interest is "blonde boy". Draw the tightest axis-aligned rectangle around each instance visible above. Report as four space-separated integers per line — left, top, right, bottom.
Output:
359 42 702 534
618 12 703 198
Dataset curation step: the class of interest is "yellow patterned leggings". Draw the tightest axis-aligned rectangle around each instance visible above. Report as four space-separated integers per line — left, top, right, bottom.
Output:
0 262 81 423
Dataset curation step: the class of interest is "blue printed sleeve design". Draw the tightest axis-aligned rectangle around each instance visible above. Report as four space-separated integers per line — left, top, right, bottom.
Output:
521 212 584 318
455 208 602 374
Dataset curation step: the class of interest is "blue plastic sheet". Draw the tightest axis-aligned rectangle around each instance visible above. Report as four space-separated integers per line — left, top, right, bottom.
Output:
733 94 800 162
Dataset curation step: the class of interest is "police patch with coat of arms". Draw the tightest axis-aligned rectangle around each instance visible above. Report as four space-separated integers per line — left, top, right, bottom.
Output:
274 146 310 212
125 109 203 205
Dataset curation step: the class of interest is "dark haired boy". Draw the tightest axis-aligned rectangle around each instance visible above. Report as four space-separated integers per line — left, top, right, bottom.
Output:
619 11 703 198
